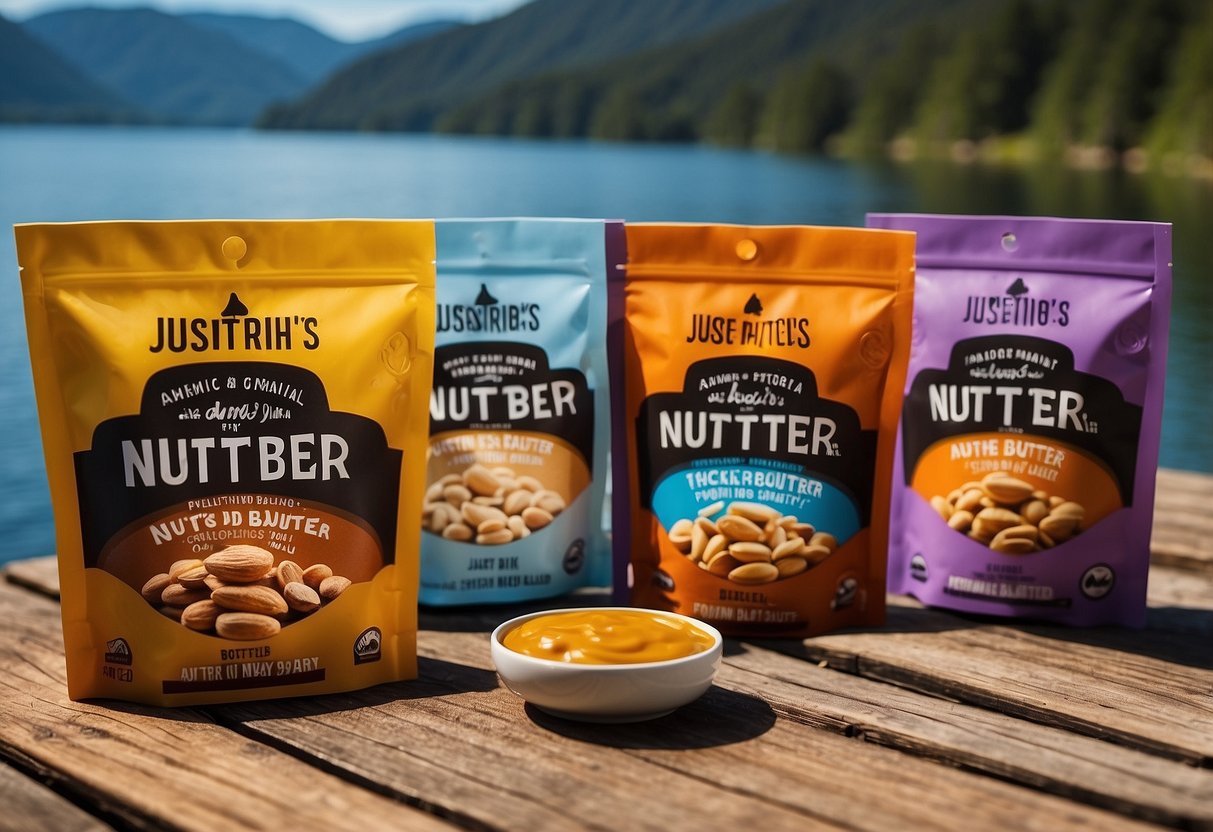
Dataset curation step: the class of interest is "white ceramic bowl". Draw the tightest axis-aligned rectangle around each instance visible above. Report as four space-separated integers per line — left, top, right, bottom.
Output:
490 607 723 723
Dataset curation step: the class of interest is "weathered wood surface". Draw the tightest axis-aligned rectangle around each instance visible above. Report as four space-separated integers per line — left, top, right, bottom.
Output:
223 639 1154 832
0 467 1210 831
1153 469 1213 571
0 761 110 832
1 557 1205 831
0 580 453 832
767 584 1213 767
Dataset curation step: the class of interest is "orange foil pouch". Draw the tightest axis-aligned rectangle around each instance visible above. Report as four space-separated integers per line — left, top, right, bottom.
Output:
17 220 435 705
613 224 914 636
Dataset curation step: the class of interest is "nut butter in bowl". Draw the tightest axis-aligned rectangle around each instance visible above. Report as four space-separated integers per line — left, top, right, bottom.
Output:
490 607 723 722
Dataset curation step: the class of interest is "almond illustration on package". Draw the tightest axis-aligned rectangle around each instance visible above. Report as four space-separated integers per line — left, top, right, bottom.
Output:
140 545 351 640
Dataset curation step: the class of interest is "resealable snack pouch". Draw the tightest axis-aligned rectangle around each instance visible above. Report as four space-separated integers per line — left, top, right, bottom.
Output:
419 218 624 605
615 224 915 636
867 214 1172 627
17 220 435 704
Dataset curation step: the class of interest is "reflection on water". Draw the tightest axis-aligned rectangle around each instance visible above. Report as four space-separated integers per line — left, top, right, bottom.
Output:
0 127 1208 560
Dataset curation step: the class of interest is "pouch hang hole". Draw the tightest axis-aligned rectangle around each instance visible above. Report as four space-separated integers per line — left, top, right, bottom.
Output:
381 331 413 377
859 329 892 368
221 235 247 267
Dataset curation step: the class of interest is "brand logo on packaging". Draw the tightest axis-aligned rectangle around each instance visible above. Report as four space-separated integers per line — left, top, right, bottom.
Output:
150 293 320 353
436 283 541 333
961 278 1070 328
104 637 132 666
353 626 382 664
684 293 811 348
1080 564 1115 600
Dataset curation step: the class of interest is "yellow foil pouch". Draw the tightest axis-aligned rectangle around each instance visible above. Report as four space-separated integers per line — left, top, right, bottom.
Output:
17 220 435 705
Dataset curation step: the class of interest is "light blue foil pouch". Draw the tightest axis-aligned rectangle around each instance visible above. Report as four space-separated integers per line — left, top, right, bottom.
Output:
420 219 623 605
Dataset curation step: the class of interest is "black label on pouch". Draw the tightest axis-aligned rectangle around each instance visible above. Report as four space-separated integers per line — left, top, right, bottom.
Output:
73 362 402 566
902 335 1142 502
636 356 876 520
429 341 594 465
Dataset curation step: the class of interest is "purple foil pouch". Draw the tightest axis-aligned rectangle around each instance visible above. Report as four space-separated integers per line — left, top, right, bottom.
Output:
866 214 1171 627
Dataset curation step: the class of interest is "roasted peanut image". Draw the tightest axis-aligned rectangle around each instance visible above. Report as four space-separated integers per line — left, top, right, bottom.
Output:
422 463 566 545
928 472 1086 554
139 546 352 640
667 501 837 585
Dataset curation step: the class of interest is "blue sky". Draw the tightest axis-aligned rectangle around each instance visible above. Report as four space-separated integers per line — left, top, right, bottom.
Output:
0 0 530 39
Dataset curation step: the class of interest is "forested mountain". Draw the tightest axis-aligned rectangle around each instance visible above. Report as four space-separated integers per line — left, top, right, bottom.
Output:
258 0 788 130
184 13 461 85
400 0 1210 169
6 0 1208 170
0 13 135 122
24 8 310 125
431 0 979 142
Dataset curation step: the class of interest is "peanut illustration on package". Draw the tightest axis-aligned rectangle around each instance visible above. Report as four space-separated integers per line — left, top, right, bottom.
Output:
423 463 566 545
668 501 838 584
928 472 1085 553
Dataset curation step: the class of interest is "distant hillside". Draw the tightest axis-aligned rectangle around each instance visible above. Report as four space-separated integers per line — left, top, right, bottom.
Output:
0 13 134 122
259 0 787 130
353 0 1208 172
24 7 308 125
184 13 462 85
435 0 978 139
357 20 466 63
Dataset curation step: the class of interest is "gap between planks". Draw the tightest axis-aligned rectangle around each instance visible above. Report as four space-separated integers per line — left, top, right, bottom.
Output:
0 559 1171 832
0 579 457 832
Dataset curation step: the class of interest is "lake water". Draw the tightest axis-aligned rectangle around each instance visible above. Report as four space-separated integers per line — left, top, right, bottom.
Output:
1 126 1209 561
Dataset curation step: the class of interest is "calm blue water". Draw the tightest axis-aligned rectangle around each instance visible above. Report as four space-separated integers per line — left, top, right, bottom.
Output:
1 126 1209 561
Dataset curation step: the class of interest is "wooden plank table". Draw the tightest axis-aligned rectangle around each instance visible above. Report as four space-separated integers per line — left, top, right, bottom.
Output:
1 468 1210 831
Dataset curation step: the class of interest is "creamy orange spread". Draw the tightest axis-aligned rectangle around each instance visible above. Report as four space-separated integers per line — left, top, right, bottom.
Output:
502 610 714 664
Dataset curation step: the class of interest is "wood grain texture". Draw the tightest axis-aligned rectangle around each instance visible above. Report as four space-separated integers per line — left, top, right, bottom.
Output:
0 762 110 832
423 627 1213 827
776 597 1213 766
0 581 453 832
1153 469 1213 571
215 629 1157 832
1148 565 1213 610
0 465 1208 831
720 645 1213 829
5 556 59 599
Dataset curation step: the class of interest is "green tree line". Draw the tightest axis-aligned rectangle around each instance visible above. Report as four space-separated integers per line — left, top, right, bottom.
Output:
435 0 1212 172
